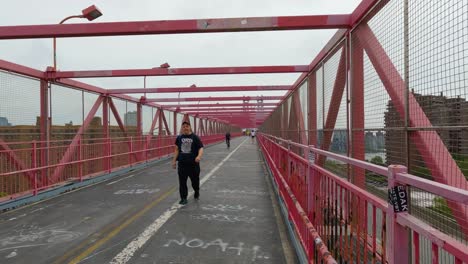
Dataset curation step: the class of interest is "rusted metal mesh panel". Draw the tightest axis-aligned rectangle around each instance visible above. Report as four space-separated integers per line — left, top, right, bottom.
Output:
314 167 387 263
416 233 460 263
163 110 173 135
142 105 153 136
50 84 83 141
322 47 348 178
407 0 468 244
299 80 308 144
0 71 41 142
316 68 324 149
0 71 40 197
357 0 468 244
126 101 138 137
189 116 195 133
176 113 184 134
109 98 127 138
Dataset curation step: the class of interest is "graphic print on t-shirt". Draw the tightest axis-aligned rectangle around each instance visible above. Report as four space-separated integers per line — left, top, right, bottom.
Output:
181 137 193 153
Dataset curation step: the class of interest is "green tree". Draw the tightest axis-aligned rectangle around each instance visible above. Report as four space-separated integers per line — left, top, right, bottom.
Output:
370 156 384 166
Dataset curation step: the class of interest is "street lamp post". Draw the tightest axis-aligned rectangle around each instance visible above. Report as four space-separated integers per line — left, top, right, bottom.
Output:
53 5 102 69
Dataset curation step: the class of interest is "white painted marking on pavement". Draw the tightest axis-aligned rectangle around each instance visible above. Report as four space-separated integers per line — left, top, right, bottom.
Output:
109 138 248 264
106 174 135 185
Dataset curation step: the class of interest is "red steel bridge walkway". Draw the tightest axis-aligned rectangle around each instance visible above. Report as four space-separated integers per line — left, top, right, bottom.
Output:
1 0 468 263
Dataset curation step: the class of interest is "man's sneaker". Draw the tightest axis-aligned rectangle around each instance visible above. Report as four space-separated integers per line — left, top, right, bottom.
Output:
179 199 188 205
194 192 200 200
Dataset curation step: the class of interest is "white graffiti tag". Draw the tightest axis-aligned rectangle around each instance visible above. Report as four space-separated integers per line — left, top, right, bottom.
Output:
201 204 261 213
217 189 268 196
190 214 256 223
163 234 270 260
114 188 160 195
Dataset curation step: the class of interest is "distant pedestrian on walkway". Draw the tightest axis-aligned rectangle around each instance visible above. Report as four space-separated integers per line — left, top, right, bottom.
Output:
172 121 204 205
225 131 231 148
251 130 256 144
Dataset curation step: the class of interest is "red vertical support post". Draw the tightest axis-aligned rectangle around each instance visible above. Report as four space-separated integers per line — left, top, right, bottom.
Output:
103 96 110 172
194 116 198 135
78 139 83 181
351 34 365 189
32 140 37 195
282 102 288 139
158 109 163 158
317 48 347 166
308 72 317 149
200 118 205 136
137 103 143 161
308 72 317 223
387 165 410 264
174 112 178 135
39 79 48 188
129 137 133 166
350 34 366 231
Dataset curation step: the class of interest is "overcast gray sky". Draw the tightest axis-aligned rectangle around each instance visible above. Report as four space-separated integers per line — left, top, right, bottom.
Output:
0 0 364 128
0 0 361 98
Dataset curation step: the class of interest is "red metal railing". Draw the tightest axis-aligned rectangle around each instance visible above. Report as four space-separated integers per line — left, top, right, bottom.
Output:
0 134 237 202
258 133 468 263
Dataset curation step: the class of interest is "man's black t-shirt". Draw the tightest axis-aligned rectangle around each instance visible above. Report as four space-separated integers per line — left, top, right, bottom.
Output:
225 133 231 140
175 133 204 165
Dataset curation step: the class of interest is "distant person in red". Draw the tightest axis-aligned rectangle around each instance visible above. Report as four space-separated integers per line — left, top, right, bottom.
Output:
172 121 204 205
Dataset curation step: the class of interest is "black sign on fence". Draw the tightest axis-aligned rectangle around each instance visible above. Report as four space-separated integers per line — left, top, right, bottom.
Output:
388 185 409 213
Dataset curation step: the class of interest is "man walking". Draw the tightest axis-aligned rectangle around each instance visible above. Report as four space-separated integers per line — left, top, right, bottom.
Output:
250 129 256 144
225 131 231 148
172 121 204 205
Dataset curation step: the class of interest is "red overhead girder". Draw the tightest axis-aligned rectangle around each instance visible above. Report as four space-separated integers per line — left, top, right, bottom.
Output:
148 96 282 102
52 65 308 79
107 85 291 94
161 103 278 108
178 107 274 111
0 15 350 40
195 112 270 115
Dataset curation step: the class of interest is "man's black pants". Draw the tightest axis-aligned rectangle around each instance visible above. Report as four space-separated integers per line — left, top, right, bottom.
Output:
177 163 200 199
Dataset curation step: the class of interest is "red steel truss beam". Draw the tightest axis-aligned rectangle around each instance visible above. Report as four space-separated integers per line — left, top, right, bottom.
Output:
263 28 349 122
0 59 43 78
317 47 346 166
0 15 350 40
107 85 291 94
108 98 139 161
0 139 36 186
148 96 282 103
161 111 171 135
351 0 389 26
262 0 390 124
50 96 105 183
292 90 308 147
53 65 308 79
146 109 160 149
161 103 278 108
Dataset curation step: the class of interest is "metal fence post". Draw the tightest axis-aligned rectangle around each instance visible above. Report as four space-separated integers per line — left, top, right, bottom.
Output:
79 139 83 182
32 141 37 195
308 145 315 220
129 136 133 166
387 164 410 264
287 140 292 180
108 137 112 173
